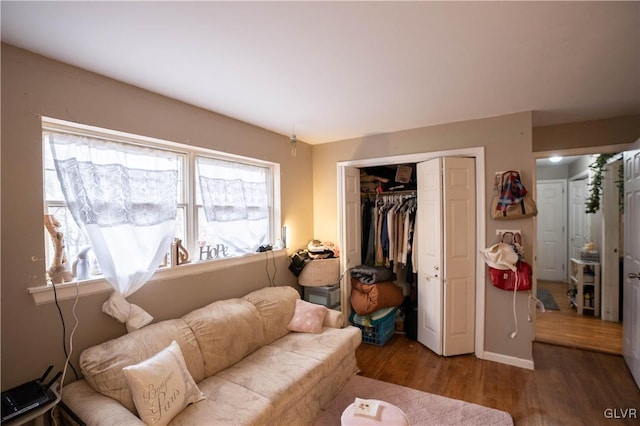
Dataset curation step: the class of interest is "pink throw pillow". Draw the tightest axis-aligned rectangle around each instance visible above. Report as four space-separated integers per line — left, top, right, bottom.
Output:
287 299 328 333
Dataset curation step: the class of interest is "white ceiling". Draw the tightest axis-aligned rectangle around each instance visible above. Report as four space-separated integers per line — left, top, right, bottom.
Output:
2 1 639 145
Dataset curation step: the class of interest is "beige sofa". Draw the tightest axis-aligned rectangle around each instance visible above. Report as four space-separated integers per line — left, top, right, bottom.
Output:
61 286 362 425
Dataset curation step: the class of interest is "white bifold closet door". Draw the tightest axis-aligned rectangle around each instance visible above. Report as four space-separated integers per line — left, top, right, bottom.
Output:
417 157 476 356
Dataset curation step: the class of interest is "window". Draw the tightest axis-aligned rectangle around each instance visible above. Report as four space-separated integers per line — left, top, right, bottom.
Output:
195 156 270 258
42 118 279 283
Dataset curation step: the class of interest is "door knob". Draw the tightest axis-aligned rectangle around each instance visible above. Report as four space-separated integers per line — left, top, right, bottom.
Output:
629 272 640 280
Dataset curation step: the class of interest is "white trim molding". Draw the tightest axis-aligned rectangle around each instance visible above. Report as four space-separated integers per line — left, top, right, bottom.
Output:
483 351 535 370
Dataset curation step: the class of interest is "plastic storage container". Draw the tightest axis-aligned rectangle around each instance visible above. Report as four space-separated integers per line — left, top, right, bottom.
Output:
349 308 397 346
304 283 341 308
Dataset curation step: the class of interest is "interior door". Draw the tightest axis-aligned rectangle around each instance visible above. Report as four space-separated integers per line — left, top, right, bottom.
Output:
417 157 475 356
441 157 476 356
417 158 444 355
623 149 640 388
341 166 361 323
569 178 589 261
601 159 621 322
536 180 567 281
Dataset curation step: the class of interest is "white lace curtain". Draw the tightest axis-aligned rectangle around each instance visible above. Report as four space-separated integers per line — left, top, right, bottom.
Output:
49 131 179 331
197 156 269 254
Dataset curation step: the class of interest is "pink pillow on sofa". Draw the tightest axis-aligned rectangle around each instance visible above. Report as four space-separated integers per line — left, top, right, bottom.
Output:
287 299 328 333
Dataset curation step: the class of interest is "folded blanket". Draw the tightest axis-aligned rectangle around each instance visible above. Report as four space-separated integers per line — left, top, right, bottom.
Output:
350 278 404 316
350 265 393 284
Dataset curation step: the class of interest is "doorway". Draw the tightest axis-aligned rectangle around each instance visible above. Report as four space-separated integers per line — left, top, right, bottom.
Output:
337 147 487 359
534 153 624 354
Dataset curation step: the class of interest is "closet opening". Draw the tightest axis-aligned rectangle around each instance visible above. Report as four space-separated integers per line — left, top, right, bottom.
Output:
359 164 419 342
337 147 487 361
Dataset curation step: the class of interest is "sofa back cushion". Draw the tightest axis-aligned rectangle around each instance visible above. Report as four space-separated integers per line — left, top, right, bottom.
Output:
182 298 265 378
242 286 299 344
79 319 205 414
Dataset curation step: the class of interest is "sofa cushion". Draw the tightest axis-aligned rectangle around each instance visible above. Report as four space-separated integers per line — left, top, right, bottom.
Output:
287 299 328 333
269 325 362 378
182 298 264 378
215 345 323 419
170 375 274 426
80 319 205 413
242 286 298 344
122 341 205 426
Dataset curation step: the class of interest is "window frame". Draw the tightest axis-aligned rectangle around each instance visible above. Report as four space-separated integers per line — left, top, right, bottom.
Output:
36 117 282 301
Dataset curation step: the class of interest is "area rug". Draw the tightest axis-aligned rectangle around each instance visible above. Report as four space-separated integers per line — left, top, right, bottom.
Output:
313 375 513 425
537 288 560 310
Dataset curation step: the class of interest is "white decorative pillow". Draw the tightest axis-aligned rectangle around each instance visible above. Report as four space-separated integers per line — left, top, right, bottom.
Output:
287 299 328 333
122 341 205 425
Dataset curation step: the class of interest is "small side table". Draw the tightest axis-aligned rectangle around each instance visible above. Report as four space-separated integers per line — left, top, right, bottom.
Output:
341 399 409 426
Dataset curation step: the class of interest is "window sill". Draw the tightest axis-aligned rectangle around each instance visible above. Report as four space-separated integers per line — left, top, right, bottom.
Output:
27 249 288 305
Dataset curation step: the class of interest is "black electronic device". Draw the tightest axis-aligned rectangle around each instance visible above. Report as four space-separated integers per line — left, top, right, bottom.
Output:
1 365 61 424
257 244 272 252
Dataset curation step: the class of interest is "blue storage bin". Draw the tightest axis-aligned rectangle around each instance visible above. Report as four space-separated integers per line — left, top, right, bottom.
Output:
350 308 396 346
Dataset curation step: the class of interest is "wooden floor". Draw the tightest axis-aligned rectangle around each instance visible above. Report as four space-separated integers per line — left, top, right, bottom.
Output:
355 334 640 425
535 280 623 355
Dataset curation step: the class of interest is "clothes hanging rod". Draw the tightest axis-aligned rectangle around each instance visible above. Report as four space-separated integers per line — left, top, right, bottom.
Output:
361 189 417 198
377 190 416 195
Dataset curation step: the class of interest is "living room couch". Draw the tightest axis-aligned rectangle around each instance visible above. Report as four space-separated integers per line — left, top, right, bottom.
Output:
61 286 362 425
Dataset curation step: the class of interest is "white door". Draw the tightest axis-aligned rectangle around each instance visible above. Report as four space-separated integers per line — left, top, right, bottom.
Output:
601 159 621 322
536 180 567 281
569 178 589 261
341 166 361 323
623 149 640 388
417 157 476 356
417 158 443 354
441 157 476 355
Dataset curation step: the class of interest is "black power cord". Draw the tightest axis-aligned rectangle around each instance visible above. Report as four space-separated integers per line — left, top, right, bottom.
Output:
51 281 80 381
264 250 277 286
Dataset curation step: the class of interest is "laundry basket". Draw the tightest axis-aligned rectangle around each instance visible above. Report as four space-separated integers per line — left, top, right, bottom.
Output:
298 258 340 287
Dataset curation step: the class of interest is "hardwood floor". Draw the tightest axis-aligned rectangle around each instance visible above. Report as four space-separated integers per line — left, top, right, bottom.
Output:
535 280 623 355
355 334 640 425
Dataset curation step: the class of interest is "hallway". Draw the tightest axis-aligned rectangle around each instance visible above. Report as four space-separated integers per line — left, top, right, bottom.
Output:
535 280 623 355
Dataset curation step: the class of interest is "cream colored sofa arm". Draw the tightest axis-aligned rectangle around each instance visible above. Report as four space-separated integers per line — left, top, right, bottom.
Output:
323 308 344 328
61 380 145 426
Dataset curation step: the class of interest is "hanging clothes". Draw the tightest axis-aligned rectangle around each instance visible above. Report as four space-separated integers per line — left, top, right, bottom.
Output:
361 198 374 264
361 192 417 272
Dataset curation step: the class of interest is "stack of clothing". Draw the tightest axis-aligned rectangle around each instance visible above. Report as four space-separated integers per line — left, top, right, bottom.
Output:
306 240 340 259
289 240 339 277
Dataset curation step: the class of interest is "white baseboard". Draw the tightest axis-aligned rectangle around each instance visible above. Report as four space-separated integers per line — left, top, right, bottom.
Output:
482 351 535 370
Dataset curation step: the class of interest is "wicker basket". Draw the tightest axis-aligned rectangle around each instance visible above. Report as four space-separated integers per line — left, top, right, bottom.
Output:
298 257 340 287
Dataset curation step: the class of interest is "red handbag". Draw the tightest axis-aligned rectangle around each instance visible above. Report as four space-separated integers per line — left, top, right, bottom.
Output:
488 260 532 291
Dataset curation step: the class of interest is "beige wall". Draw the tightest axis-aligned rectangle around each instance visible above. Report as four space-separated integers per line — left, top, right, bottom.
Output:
312 112 537 362
3 43 639 390
0 44 314 389
533 115 640 153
